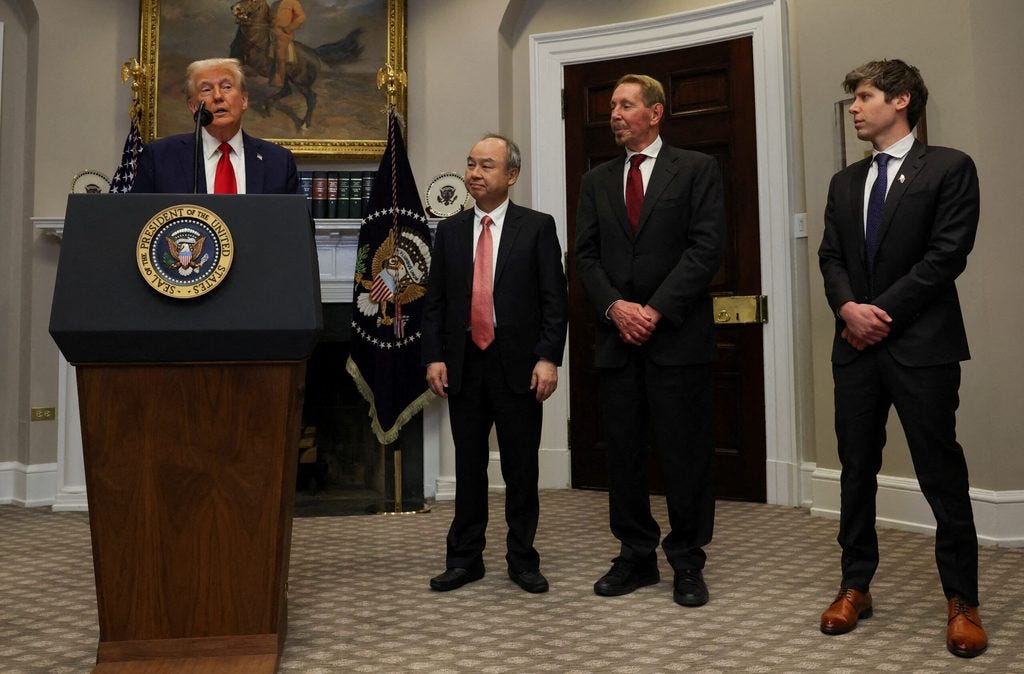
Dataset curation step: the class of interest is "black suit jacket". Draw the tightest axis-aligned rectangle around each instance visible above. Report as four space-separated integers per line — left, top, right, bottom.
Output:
575 144 725 367
421 202 569 395
131 131 300 194
819 141 979 366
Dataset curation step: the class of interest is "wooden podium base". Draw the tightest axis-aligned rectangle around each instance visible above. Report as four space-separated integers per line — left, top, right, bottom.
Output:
77 362 305 673
93 654 278 674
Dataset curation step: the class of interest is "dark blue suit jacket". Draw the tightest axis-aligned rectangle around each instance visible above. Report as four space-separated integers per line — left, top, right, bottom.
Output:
819 141 979 366
131 131 300 194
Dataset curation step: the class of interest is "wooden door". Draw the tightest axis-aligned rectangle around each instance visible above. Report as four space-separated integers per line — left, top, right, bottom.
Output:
565 37 766 501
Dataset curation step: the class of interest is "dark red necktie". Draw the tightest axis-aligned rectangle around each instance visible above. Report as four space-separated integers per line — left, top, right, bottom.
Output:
470 215 495 349
626 153 646 232
214 142 237 194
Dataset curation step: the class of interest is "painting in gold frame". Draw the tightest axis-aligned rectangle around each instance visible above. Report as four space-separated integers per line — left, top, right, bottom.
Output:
138 0 406 160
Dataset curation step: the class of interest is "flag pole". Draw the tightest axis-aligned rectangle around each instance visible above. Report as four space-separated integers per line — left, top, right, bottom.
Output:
370 58 429 516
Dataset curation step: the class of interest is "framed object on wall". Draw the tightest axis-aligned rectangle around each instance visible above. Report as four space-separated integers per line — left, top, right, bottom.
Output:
834 97 928 170
138 0 406 160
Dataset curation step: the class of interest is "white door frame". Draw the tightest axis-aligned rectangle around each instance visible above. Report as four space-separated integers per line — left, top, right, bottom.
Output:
529 0 801 505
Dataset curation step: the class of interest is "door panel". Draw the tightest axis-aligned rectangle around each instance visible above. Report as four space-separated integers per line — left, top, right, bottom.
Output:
565 37 766 501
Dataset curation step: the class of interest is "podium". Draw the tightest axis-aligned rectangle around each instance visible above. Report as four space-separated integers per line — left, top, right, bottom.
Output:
49 194 322 672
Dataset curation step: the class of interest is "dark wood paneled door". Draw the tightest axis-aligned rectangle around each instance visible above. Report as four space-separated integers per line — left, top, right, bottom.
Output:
565 37 766 501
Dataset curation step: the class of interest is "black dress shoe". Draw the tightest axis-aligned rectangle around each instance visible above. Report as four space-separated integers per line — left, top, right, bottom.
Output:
508 568 549 593
429 561 485 592
594 557 660 596
673 569 709 607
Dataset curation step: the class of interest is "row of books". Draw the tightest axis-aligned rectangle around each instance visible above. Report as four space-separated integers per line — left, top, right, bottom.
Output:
300 171 377 220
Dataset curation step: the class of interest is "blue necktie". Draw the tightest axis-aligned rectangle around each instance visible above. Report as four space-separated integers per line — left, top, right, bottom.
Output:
865 153 891 272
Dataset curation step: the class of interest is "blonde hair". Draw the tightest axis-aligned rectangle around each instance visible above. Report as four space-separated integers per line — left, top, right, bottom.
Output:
184 58 247 98
615 74 665 108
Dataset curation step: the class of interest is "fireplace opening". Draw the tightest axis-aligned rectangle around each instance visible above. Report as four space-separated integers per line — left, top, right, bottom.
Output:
296 303 424 516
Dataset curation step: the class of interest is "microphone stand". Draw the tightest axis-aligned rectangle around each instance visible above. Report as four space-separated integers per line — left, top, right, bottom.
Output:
192 101 213 194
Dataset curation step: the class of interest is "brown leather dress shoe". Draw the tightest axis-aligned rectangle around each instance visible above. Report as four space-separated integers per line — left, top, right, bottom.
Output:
947 596 988 658
820 587 873 635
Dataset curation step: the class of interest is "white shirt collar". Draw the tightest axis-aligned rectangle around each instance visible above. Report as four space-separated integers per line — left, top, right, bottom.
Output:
202 128 244 160
626 135 663 161
474 198 510 226
874 132 915 161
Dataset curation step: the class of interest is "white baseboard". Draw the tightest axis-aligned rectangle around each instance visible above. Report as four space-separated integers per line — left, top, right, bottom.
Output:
0 462 58 508
809 465 1024 548
436 447 571 503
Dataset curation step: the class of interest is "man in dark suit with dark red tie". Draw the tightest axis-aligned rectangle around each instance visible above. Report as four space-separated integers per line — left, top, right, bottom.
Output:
818 59 986 658
131 58 299 195
575 74 724 608
422 134 568 594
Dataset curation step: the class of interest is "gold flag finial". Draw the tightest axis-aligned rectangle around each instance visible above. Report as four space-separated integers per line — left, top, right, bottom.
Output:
120 57 149 119
376 62 407 110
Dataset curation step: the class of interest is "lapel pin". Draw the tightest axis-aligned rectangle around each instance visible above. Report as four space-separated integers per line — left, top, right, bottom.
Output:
257 153 264 161
898 174 905 184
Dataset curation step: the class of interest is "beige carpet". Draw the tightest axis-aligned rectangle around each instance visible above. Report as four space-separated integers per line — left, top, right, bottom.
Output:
1 490 1022 672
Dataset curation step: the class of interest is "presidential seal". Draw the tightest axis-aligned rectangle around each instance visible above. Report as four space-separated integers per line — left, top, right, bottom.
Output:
136 204 234 299
424 172 469 218
354 227 431 338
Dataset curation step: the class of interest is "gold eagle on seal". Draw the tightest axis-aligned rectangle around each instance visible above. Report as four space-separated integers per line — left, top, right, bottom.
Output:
354 229 430 332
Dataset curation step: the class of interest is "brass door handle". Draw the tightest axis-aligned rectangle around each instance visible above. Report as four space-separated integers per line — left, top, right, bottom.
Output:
713 295 768 324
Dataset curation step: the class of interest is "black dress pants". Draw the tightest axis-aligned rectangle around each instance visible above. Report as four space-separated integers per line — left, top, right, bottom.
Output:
600 351 715 572
445 341 542 572
833 347 978 604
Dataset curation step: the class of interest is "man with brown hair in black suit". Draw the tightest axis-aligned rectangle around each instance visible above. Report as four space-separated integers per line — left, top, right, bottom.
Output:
818 59 986 658
575 74 724 608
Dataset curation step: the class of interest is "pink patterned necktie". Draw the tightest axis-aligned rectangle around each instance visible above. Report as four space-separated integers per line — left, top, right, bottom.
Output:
214 142 237 194
626 153 646 232
470 215 495 349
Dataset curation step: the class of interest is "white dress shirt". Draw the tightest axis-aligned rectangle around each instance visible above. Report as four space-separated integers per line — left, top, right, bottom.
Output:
622 135 664 198
201 128 247 194
862 131 915 232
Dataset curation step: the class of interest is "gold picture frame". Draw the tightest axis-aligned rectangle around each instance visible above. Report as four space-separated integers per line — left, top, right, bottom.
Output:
138 0 406 160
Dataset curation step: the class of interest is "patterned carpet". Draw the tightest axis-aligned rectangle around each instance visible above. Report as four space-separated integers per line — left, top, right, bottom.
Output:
1 489 1022 673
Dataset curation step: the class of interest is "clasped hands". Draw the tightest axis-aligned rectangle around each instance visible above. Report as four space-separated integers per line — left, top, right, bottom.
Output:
838 301 891 350
610 300 661 346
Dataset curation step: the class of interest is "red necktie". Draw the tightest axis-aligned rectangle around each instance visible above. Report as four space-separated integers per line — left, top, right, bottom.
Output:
470 215 495 349
626 153 646 232
214 142 237 194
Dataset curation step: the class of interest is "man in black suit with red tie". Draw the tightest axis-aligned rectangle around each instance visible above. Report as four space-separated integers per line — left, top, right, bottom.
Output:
575 74 724 607
818 59 986 658
131 58 299 195
422 134 568 594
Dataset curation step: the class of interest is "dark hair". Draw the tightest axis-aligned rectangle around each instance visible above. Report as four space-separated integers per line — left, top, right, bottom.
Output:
843 59 928 129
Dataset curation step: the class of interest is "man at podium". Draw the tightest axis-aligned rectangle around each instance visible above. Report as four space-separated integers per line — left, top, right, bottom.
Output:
131 57 300 195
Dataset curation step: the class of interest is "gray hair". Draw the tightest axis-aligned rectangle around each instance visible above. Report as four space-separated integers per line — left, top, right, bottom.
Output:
480 133 521 174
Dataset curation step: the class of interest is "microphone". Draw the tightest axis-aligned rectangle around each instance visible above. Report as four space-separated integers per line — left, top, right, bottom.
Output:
192 101 213 194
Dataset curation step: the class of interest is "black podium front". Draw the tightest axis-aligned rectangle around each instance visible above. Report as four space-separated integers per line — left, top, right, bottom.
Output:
50 194 321 673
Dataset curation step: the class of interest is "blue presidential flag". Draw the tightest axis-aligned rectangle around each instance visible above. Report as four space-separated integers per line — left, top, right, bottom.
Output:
346 109 435 444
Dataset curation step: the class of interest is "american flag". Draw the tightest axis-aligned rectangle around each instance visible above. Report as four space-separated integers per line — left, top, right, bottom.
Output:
109 113 143 193
369 271 397 304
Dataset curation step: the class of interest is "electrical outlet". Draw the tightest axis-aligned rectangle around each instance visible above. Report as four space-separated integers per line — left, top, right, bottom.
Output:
31 406 56 422
793 213 807 239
